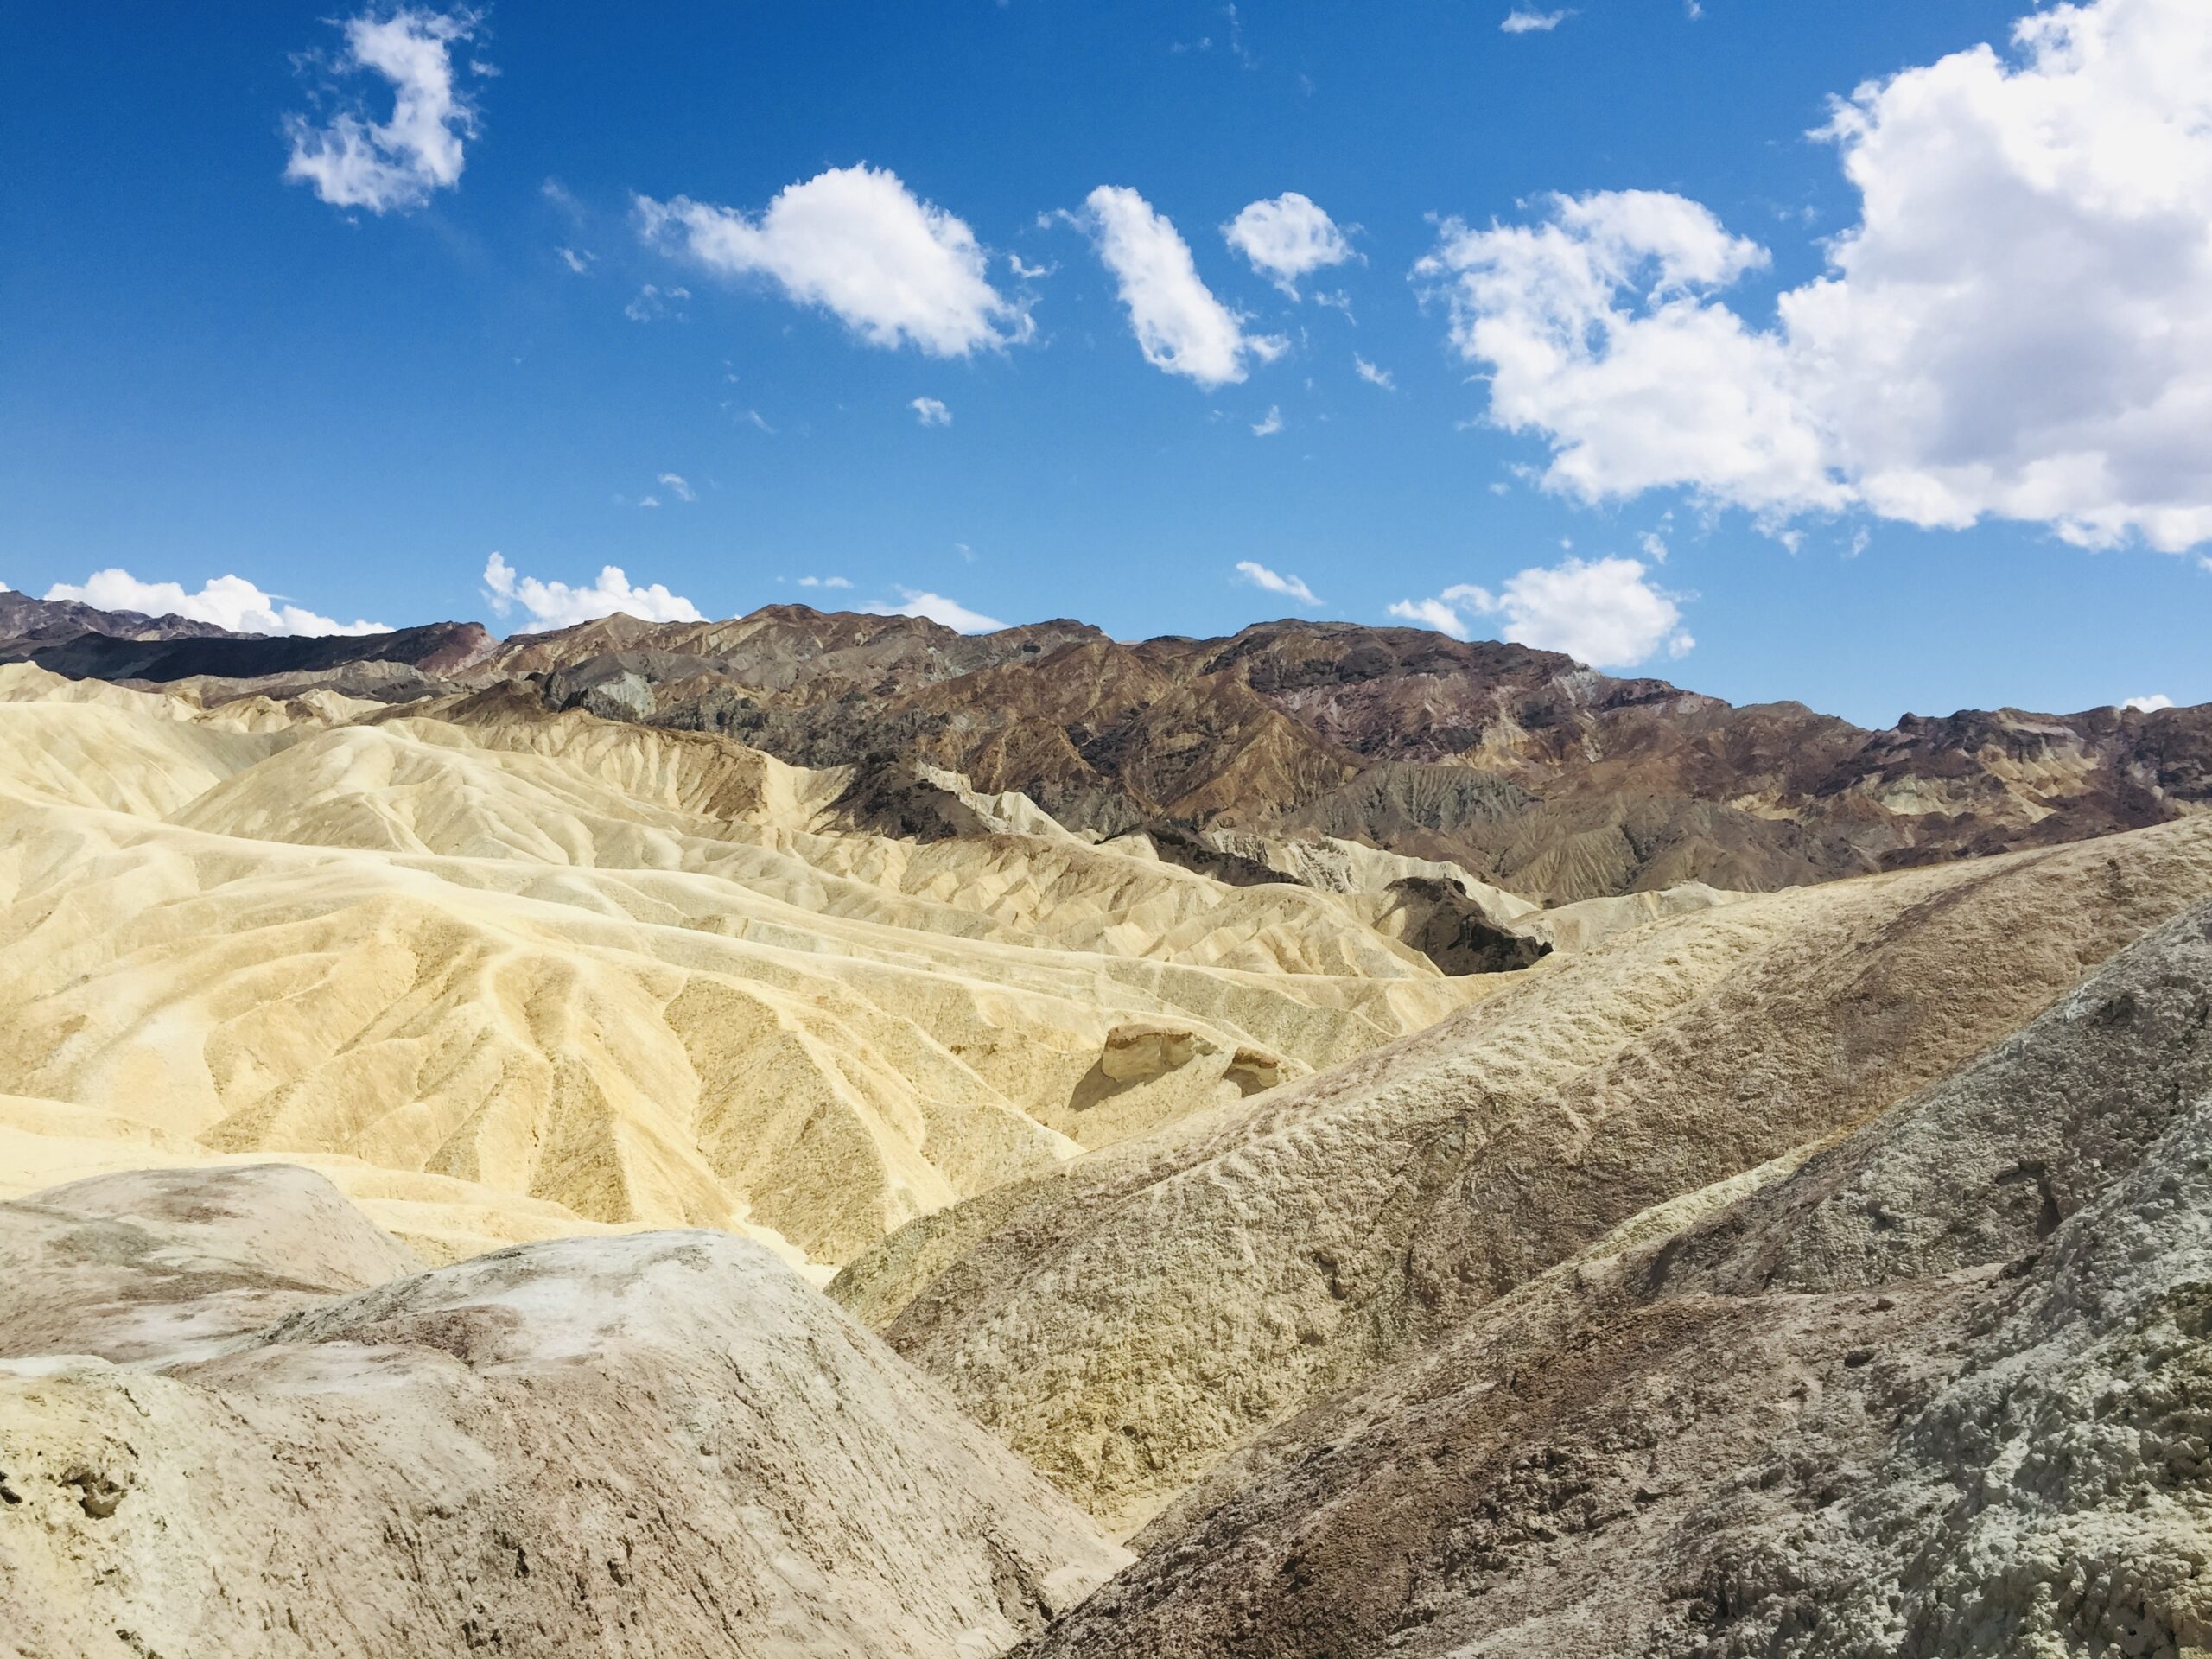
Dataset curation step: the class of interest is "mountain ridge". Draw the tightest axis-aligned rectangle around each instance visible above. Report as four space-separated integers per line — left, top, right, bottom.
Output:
6 592 2205 903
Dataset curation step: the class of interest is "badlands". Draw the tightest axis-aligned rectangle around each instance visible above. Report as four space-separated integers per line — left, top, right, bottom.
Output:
2 594 2209 1656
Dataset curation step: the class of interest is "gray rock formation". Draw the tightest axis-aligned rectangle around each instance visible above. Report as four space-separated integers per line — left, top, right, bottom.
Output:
0 1166 1124 1659
1010 901 2212 1656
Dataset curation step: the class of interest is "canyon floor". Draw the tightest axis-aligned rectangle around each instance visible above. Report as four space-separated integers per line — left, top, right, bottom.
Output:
3 601 2209 1656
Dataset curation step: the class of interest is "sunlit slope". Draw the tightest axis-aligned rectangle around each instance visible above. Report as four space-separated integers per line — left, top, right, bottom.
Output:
834 813 2212 1533
0 671 1500 1268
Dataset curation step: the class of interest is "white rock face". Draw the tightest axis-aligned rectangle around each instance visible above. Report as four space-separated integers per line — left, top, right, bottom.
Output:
0 1166 1125 1659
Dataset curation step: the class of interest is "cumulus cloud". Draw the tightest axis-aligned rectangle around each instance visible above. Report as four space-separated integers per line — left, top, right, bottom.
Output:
1417 191 1834 519
2124 693 2176 713
1353 354 1395 390
911 396 952 427
794 575 854 590
283 6 482 213
656 472 696 502
638 166 1023 357
1223 192 1354 296
1501 9 1573 33
481 552 703 632
1235 560 1321 606
861 587 1006 632
1421 0 2212 554
45 569 389 636
1081 186 1287 387
1389 556 1691 666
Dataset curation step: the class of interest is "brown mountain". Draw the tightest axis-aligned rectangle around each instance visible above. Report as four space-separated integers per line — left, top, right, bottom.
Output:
499 607 2212 901
13 594 2209 903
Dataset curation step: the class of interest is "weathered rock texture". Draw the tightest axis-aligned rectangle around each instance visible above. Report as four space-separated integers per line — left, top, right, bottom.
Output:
0 1165 1123 1659
1009 900 2212 1656
834 816 2212 1535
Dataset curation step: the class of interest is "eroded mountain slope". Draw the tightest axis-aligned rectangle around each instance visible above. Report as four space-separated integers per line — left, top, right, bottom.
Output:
832 814 2212 1532
0 667 1511 1270
1014 900 2212 1656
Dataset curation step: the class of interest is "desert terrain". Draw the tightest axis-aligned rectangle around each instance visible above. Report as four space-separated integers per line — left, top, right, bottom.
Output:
3 595 2209 1656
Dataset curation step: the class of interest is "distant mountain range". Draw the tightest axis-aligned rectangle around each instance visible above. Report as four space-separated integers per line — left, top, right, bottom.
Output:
4 589 2203 903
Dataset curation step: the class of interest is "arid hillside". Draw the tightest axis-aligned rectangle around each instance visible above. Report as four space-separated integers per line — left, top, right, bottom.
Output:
2 599 2209 1658
0 662 1556 1271
7 594 2209 902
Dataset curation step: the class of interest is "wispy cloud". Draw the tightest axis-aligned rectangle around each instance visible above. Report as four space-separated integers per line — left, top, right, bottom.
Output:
1251 405 1285 436
1235 559 1321 606
1500 8 1573 33
911 396 953 426
795 575 854 590
624 283 688 322
656 472 696 502
1352 354 1395 390
861 587 1007 632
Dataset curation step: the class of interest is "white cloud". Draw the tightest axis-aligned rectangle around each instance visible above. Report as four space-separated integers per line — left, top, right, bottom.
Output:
637 495 661 509
44 569 389 637
556 246 592 275
1501 9 1573 33
481 552 704 632
1421 0 2212 555
283 6 482 213
911 396 953 427
1223 192 1354 296
638 166 1023 357
1251 405 1285 436
1417 190 1835 519
1353 354 1395 390
2124 693 2175 713
1387 597 1470 638
624 283 688 323
795 575 854 590
656 472 696 502
1007 253 1051 280
1389 556 1692 666
861 587 1006 632
1235 560 1321 606
1081 186 1287 387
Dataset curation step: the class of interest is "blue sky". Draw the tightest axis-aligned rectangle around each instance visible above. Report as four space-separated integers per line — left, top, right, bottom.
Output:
5 0 2209 726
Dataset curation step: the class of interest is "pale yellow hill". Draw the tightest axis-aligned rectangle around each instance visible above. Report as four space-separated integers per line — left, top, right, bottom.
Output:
0 670 1511 1270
